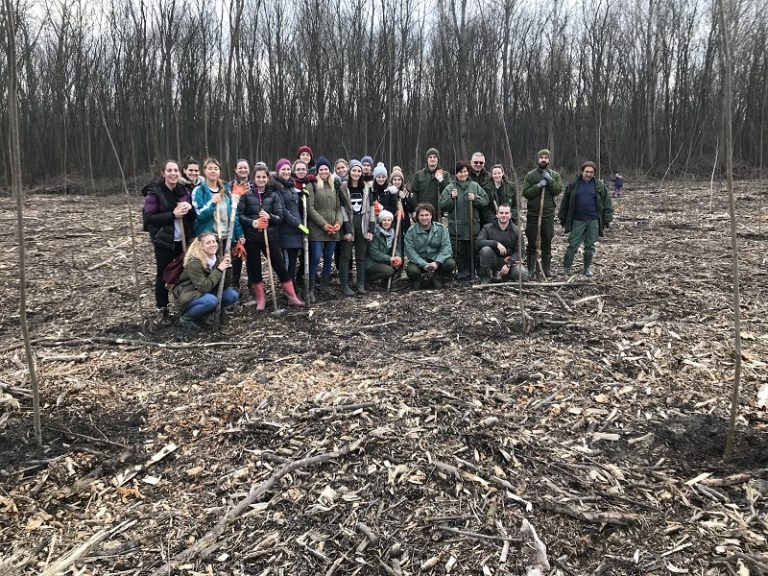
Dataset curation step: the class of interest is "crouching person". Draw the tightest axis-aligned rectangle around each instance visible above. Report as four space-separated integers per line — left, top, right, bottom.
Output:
476 203 527 283
366 210 403 287
173 232 239 330
404 203 455 289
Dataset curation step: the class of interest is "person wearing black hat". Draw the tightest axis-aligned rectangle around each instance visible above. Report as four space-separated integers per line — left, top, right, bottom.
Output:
410 148 451 217
522 149 563 278
558 161 613 277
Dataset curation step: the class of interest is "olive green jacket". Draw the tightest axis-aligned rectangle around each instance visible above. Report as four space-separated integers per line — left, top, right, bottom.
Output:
404 222 453 267
482 179 519 222
307 180 343 241
409 166 451 212
172 257 225 313
438 180 489 240
366 225 403 268
522 167 563 218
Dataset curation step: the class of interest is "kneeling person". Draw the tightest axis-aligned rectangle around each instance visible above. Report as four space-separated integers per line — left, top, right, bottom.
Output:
366 210 403 286
173 232 239 329
404 203 455 289
476 204 527 283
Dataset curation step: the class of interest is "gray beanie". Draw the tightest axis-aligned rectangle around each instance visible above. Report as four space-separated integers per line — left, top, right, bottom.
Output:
349 159 363 171
373 162 388 179
378 209 394 223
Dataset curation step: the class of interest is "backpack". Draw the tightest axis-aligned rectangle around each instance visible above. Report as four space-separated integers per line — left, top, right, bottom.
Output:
162 220 188 292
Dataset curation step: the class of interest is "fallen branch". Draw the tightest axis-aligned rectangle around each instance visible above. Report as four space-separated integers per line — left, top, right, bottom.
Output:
436 525 521 543
541 501 641 526
41 520 135 576
619 313 660 331
0 380 32 397
2 337 257 353
147 439 362 576
520 519 550 576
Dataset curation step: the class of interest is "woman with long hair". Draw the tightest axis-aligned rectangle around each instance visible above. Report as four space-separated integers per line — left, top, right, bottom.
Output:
191 157 245 262
274 159 309 293
142 159 196 322
338 159 375 295
306 156 343 301
172 232 239 330
238 165 304 310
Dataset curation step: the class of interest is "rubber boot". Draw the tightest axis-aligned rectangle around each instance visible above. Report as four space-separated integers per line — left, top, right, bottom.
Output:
542 255 556 278
356 264 368 294
308 278 317 303
281 280 305 306
478 265 491 284
562 250 575 275
251 282 266 311
339 260 355 296
527 261 536 278
319 273 335 296
583 253 594 277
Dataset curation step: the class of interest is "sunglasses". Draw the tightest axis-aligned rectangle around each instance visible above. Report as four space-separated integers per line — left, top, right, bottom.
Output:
472 161 485 165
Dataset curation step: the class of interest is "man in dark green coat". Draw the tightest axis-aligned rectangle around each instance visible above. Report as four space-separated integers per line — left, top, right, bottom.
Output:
522 149 563 277
558 161 613 277
410 148 451 215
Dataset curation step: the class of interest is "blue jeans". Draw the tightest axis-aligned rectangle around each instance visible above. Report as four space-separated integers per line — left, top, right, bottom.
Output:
310 241 336 278
185 289 239 318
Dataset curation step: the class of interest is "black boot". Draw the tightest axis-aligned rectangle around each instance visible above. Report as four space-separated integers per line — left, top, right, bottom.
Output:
339 260 355 296
584 253 594 277
356 264 368 294
319 273 335 296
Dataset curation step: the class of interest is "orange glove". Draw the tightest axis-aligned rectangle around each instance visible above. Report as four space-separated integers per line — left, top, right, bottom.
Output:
232 240 247 259
373 201 382 217
232 182 249 197
256 217 269 230
390 256 402 268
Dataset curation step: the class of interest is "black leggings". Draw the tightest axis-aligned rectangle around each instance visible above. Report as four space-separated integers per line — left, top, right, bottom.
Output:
153 241 183 308
246 238 290 283
283 248 302 283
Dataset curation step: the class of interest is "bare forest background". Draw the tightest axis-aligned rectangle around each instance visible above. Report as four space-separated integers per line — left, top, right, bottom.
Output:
0 0 765 185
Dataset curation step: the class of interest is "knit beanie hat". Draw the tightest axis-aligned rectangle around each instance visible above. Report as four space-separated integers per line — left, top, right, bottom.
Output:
580 160 597 170
425 148 440 160
537 149 552 159
254 161 269 171
297 145 313 159
373 162 388 179
275 158 292 172
361 155 374 166
378 209 394 223
348 159 363 171
390 166 404 183
315 155 331 171
455 160 470 174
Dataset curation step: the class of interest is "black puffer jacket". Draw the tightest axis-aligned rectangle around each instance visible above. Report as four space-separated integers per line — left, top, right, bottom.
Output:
142 182 195 250
238 183 285 243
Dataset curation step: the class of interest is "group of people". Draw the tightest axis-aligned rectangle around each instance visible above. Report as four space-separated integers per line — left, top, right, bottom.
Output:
142 147 614 329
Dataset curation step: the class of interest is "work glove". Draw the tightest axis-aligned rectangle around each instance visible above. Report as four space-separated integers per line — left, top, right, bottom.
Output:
256 217 269 230
391 256 403 268
542 170 553 183
298 224 309 235
537 179 547 188
232 240 247 259
231 182 249 197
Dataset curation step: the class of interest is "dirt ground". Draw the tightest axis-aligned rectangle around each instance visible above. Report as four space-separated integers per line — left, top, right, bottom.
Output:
0 181 767 575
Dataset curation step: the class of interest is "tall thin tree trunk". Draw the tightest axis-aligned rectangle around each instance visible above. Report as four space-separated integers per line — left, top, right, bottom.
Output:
718 0 742 460
5 0 42 447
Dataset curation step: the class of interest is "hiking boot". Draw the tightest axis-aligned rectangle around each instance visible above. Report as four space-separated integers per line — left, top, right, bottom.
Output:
356 266 368 294
410 277 423 290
